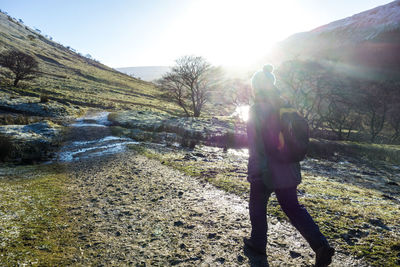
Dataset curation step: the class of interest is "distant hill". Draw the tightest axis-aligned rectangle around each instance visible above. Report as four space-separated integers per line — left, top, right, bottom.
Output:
116 66 171 81
0 11 180 115
272 0 400 78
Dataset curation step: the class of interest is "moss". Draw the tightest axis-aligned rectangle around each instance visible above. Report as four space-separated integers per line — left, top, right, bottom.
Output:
0 163 79 266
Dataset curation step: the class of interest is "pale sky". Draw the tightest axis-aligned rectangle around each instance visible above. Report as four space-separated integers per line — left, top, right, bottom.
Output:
1 0 395 68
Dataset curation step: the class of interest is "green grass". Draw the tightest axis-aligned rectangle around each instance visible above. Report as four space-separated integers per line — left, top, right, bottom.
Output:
308 139 400 165
298 175 400 266
129 144 400 266
0 164 79 266
0 12 182 115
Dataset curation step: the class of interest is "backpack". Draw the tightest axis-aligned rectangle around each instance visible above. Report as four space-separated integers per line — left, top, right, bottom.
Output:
274 107 309 163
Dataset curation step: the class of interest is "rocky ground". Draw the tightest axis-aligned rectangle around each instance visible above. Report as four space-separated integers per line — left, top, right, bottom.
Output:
0 90 80 118
65 151 364 266
108 110 247 148
0 120 63 162
0 89 82 162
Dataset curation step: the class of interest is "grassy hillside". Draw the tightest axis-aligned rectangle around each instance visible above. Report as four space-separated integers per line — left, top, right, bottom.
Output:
0 12 181 115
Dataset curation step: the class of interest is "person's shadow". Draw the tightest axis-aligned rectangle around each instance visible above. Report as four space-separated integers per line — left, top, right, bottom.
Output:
243 245 269 267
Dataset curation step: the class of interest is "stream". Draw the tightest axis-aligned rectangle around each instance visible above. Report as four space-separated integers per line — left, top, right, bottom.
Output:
57 111 138 162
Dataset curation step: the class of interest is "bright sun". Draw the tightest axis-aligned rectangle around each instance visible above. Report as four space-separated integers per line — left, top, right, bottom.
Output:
164 0 303 67
232 105 250 122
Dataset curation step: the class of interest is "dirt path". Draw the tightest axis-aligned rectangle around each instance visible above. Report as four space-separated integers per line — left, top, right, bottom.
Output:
64 151 364 266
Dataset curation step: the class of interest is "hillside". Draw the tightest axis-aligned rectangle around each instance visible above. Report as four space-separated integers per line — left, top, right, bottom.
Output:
0 11 180 115
273 0 400 79
116 66 171 82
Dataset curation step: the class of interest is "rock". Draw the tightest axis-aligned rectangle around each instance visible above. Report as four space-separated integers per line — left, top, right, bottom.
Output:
289 250 302 258
216 257 225 264
0 91 78 117
107 110 247 148
174 221 184 227
237 255 244 262
207 233 217 239
0 120 62 162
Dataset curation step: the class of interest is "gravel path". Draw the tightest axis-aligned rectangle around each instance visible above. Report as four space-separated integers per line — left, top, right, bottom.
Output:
64 150 364 266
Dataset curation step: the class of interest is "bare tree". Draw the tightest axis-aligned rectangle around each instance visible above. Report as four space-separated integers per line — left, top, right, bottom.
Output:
385 82 400 142
388 104 400 141
276 60 327 130
0 50 39 87
313 74 361 140
322 95 361 140
357 80 392 142
157 56 220 117
158 72 191 116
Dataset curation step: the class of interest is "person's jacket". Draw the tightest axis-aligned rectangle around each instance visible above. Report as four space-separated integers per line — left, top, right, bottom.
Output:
247 101 301 190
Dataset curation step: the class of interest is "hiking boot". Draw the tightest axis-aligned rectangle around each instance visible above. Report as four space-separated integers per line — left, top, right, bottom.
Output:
315 245 335 267
243 237 266 255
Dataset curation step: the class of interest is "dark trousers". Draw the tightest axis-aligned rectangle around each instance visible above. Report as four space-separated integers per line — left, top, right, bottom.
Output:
249 180 329 252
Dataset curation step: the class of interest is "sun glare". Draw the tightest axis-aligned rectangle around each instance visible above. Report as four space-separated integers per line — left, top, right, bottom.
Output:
232 105 250 122
163 0 303 67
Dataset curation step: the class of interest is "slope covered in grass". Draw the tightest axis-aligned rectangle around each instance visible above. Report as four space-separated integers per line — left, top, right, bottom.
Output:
0 12 180 115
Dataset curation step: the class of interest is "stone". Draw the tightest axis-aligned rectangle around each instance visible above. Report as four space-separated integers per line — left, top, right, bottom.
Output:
289 250 302 258
0 91 78 117
0 120 62 162
107 110 247 148
174 221 184 227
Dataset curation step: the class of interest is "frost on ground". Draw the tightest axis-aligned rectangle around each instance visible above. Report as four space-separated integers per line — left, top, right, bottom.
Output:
66 151 363 266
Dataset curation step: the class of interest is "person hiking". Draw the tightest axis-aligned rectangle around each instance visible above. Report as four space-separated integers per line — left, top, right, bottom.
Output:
244 64 335 266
